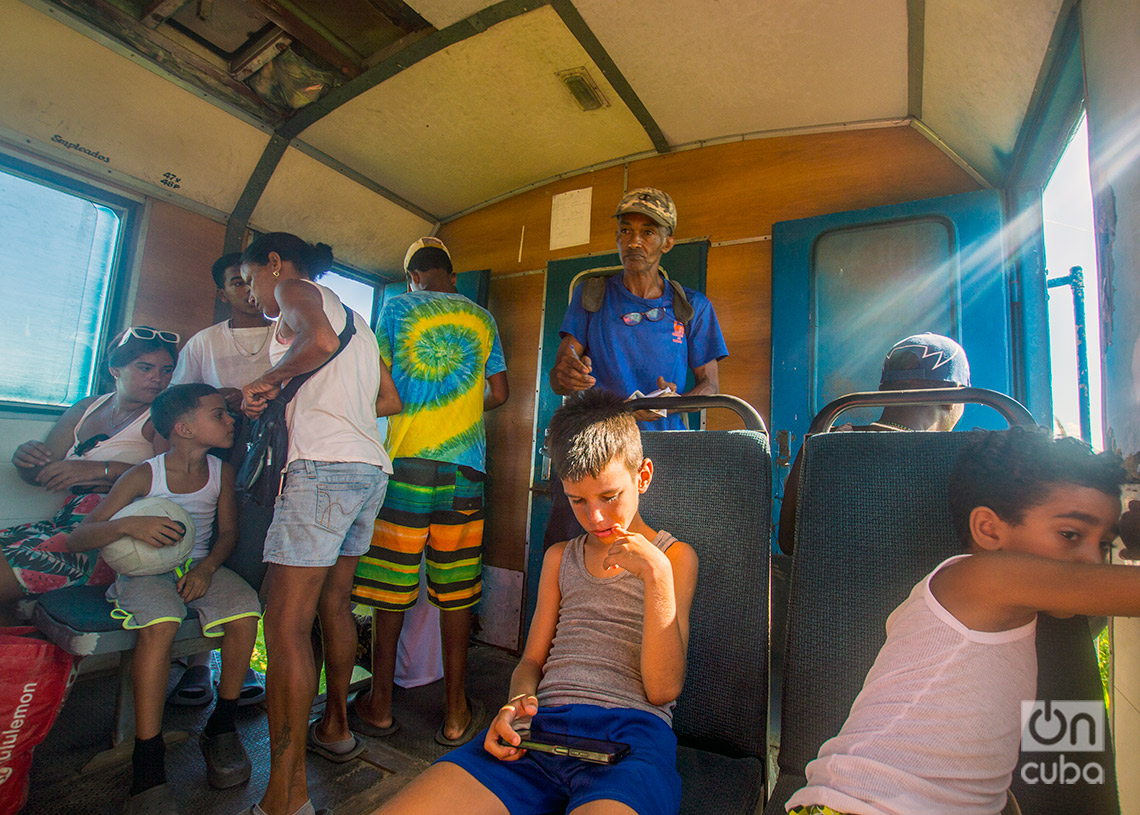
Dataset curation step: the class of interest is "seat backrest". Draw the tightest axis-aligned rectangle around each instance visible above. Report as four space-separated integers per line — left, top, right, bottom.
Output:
766 431 1119 814
639 429 771 758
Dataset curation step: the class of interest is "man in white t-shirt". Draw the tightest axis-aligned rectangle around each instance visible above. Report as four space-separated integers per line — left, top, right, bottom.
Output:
172 253 273 408
168 253 273 709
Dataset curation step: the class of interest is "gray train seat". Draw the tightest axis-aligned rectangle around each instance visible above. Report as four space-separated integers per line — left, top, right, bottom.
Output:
764 430 1118 815
639 428 772 815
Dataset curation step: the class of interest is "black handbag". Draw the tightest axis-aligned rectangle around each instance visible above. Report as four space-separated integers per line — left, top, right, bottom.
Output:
236 304 356 506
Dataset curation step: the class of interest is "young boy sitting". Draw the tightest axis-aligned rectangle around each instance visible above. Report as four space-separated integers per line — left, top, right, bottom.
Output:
785 426 1129 815
68 383 262 815
377 389 699 815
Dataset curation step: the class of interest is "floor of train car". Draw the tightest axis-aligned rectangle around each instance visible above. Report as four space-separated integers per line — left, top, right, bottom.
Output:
26 644 518 815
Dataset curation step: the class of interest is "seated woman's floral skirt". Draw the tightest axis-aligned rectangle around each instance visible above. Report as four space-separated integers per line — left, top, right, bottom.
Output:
0 493 114 595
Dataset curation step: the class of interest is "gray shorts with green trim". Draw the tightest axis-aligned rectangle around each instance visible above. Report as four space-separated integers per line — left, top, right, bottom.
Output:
105 561 261 636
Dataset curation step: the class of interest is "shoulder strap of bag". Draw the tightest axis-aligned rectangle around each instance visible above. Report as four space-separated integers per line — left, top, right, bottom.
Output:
277 303 356 405
580 267 694 325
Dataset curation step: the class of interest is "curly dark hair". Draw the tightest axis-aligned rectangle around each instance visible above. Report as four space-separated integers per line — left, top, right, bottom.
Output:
948 426 1126 547
546 389 642 482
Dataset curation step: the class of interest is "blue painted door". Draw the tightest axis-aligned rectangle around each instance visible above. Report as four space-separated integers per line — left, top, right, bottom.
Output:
525 241 708 627
769 190 1044 545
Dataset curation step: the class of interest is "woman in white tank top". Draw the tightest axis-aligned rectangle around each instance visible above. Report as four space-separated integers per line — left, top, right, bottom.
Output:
238 232 399 815
0 328 176 618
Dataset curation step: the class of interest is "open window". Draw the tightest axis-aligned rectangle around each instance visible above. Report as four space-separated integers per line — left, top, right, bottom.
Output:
0 154 136 411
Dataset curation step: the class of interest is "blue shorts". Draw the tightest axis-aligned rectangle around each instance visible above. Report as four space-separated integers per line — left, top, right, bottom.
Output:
263 460 388 568
439 704 681 815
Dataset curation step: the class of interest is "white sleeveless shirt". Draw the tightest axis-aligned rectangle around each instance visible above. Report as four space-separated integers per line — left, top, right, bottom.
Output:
786 554 1038 815
268 282 391 472
144 453 223 559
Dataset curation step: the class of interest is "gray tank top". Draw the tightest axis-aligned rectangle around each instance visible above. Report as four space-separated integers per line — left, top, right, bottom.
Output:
536 529 678 724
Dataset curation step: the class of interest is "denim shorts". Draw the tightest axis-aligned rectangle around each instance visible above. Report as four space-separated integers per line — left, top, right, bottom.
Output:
263 460 388 568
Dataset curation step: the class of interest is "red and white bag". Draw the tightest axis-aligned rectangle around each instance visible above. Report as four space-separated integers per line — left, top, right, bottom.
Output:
0 627 76 815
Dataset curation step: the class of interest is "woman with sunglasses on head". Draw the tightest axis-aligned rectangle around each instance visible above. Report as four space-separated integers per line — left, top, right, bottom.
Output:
239 232 399 815
0 327 178 621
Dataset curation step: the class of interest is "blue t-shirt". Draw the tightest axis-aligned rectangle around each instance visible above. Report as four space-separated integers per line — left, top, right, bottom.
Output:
559 272 728 431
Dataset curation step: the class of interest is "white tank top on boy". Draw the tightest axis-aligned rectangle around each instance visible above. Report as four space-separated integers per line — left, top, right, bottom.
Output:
144 452 222 560
171 321 273 389
786 554 1037 815
268 282 391 472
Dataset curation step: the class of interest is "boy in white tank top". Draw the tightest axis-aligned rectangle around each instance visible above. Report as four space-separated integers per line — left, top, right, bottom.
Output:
786 428 1135 815
69 384 261 815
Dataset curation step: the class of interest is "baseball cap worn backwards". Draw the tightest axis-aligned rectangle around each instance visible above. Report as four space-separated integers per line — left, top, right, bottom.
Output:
404 236 450 274
614 187 677 232
880 333 971 387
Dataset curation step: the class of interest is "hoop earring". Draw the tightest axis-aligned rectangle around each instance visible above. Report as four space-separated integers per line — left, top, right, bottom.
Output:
272 270 280 277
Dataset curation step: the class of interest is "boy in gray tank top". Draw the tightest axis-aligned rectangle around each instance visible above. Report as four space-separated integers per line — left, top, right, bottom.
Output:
377 389 698 815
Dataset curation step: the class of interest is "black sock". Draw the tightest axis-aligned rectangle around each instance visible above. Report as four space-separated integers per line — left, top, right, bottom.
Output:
130 734 165 795
204 696 238 738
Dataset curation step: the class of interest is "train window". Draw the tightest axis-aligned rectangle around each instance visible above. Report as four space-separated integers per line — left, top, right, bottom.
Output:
0 165 130 409
811 218 955 423
1043 114 1102 446
319 267 382 327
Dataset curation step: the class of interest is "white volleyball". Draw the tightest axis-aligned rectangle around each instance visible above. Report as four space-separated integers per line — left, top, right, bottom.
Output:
101 497 195 577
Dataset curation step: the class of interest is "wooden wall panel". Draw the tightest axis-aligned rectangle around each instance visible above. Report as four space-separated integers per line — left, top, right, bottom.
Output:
439 166 626 275
131 200 225 344
440 125 981 571
483 273 544 572
705 241 771 431
625 127 981 244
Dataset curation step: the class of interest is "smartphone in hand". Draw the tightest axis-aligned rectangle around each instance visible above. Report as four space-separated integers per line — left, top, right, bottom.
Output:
498 730 630 765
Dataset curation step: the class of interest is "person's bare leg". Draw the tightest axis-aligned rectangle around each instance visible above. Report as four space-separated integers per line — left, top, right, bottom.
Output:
377 762 508 815
314 555 362 743
439 607 472 740
0 559 25 625
355 607 404 729
133 622 180 739
258 563 327 815
216 615 258 700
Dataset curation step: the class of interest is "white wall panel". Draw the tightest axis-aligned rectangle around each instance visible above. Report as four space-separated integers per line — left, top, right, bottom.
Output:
0 0 269 214
251 146 434 275
574 0 909 145
299 6 653 218
922 0 1064 185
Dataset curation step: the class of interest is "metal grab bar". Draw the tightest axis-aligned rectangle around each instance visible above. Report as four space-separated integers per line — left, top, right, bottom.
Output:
624 394 768 433
808 387 1036 434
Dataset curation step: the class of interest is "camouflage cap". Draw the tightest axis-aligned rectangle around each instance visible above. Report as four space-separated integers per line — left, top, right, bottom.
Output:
403 236 450 274
613 187 677 232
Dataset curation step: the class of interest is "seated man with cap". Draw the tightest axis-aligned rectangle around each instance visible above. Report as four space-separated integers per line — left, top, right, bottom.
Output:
776 332 972 554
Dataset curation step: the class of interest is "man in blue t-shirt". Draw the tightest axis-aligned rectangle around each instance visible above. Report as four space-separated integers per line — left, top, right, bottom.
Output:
549 187 728 432
545 188 728 546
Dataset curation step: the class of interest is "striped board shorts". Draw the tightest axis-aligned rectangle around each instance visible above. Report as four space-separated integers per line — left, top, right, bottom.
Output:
352 457 484 612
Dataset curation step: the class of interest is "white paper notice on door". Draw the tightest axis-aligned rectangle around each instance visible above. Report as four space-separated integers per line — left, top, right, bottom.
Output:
550 187 592 251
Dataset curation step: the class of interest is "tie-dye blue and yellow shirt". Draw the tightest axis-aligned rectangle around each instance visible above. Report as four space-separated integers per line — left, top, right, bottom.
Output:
378 291 506 472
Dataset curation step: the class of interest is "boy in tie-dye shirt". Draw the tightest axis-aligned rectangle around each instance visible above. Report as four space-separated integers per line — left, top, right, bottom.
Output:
352 237 508 746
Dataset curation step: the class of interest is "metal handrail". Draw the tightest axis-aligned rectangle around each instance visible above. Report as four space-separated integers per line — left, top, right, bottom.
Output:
807 387 1036 434
624 394 768 433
